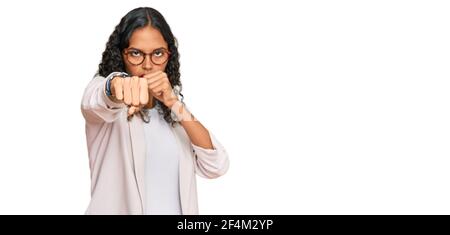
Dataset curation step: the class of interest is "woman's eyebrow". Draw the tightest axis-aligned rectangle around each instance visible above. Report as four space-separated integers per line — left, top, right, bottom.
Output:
127 46 167 52
127 47 143 51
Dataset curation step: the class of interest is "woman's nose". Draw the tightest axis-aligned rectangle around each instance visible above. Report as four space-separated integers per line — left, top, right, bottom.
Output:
142 54 153 70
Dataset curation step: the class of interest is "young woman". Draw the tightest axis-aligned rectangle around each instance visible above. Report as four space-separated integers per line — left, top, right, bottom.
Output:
81 7 229 215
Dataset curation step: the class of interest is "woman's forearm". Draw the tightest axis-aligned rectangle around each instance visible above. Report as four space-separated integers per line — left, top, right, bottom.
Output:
171 102 214 150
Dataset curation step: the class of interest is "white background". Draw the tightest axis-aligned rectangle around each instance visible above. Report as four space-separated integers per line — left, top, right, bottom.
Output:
0 0 449 214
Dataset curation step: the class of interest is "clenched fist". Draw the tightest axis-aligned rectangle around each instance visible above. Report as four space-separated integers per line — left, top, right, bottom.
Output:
143 71 178 108
110 75 149 117
110 71 179 117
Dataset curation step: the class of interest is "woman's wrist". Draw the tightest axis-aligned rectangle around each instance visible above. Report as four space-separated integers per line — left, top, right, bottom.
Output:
105 72 128 103
170 101 196 122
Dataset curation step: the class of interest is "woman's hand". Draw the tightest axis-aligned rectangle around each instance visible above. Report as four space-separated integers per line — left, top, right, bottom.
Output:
110 75 149 117
143 71 179 108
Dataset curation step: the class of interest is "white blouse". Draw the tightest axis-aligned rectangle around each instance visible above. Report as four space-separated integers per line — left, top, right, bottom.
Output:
143 105 182 215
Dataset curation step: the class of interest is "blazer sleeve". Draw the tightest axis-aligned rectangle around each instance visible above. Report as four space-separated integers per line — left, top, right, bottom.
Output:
81 74 126 123
192 131 230 179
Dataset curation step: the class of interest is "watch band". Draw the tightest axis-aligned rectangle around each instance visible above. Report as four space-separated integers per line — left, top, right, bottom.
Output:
105 72 129 97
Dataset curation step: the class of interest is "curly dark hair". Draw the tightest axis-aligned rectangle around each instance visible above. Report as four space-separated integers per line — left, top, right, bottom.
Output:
97 7 183 126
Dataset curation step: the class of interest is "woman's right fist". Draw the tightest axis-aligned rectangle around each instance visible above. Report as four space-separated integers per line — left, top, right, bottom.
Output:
110 76 149 116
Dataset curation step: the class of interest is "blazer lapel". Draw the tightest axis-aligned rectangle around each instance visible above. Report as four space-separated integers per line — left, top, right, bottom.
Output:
127 115 146 213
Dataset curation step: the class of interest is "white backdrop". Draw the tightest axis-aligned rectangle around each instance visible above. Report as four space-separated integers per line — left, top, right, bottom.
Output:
0 0 449 214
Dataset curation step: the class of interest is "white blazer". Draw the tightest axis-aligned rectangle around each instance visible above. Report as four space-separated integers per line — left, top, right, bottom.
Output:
81 75 230 215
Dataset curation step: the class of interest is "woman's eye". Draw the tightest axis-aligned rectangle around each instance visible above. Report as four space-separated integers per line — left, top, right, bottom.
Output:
130 51 142 57
153 50 164 57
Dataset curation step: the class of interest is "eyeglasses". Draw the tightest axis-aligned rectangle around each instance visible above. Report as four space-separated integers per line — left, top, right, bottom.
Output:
124 47 171 66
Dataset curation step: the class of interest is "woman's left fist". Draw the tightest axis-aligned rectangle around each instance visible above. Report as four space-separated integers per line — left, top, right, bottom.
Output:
143 71 178 108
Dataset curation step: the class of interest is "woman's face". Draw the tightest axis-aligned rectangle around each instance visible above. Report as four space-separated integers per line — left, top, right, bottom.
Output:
122 25 169 77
